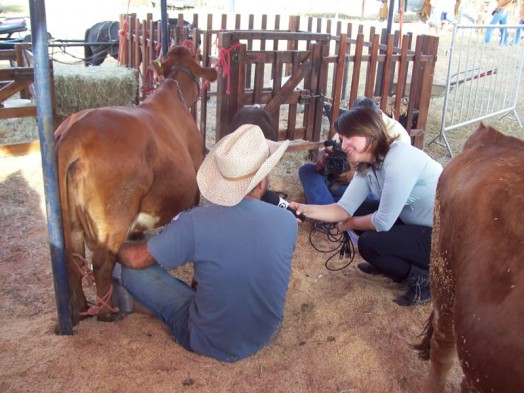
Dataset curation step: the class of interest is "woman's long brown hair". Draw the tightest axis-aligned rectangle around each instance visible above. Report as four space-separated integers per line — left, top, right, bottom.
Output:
335 106 396 175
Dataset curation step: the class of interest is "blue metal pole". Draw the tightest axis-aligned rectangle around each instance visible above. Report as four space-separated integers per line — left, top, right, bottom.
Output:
161 0 168 57
387 0 395 36
29 0 73 335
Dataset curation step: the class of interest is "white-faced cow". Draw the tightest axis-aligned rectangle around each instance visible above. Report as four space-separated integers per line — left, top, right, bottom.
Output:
415 123 524 392
55 46 218 325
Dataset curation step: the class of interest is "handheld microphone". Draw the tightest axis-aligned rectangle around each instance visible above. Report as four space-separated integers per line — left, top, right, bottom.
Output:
261 190 306 222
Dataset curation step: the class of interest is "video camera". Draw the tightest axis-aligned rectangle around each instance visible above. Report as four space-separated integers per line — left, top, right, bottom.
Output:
323 139 350 177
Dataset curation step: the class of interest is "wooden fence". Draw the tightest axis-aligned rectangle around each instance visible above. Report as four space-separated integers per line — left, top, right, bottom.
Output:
118 13 439 150
0 43 58 156
0 44 37 120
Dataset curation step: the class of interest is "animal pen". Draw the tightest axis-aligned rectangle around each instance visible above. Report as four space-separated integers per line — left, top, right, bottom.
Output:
118 13 439 151
1 12 438 330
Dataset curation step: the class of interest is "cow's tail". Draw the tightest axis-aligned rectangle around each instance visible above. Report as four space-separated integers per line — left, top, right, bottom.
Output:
57 148 86 325
412 310 434 361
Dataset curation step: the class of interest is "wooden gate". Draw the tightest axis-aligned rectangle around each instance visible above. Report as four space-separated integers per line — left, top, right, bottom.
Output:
216 31 330 150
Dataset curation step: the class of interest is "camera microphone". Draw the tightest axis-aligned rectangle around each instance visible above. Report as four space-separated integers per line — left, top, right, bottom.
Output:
261 190 306 222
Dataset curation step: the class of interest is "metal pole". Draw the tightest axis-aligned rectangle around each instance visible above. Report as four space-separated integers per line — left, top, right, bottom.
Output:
387 0 395 36
29 0 73 335
160 0 168 57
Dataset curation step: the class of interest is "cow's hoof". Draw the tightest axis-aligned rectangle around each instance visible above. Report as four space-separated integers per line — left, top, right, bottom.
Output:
97 311 124 322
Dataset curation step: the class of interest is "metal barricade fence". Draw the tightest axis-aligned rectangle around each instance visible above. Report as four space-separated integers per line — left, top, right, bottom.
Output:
429 23 524 156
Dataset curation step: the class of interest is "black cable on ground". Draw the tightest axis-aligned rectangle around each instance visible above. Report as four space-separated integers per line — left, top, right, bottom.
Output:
308 221 356 271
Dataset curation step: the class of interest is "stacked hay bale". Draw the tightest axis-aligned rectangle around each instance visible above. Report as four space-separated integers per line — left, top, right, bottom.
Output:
53 65 138 121
0 65 138 146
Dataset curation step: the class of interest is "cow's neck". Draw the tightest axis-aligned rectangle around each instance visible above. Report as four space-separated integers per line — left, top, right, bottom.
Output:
166 65 200 111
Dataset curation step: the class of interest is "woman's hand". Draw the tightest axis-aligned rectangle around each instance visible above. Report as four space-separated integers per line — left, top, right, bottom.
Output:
289 201 307 221
336 218 353 232
288 202 351 224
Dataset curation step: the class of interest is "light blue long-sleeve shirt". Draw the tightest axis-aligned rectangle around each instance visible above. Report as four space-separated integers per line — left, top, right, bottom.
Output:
337 141 443 231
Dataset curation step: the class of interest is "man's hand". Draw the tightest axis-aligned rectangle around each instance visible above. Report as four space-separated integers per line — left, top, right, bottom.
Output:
335 169 355 185
118 241 155 269
314 148 332 172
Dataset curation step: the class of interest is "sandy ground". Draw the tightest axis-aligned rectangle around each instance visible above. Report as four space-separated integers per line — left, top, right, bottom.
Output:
2 2 524 392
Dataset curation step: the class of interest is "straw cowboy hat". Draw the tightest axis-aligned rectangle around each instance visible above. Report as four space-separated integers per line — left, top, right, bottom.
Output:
197 124 289 206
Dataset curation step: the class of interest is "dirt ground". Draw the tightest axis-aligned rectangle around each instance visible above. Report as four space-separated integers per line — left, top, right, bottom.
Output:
2 2 524 392
0 151 465 393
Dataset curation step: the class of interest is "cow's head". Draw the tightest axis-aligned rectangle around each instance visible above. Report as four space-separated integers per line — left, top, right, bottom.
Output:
462 122 503 152
151 46 218 84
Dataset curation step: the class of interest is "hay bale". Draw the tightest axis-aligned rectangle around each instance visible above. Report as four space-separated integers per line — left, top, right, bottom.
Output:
53 65 138 118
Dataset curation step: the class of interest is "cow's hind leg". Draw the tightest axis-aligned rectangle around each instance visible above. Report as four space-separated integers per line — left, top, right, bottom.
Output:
425 307 457 393
91 230 130 322
91 244 120 322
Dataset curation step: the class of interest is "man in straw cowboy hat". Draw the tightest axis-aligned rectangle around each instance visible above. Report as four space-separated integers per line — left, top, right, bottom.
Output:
117 124 298 362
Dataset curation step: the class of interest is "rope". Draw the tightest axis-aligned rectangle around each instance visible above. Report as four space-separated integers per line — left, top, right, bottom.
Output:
140 65 157 97
117 17 129 65
72 253 119 317
181 38 194 51
201 41 241 95
218 42 241 95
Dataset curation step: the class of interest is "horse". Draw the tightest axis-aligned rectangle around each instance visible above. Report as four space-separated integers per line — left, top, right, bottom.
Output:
84 19 194 66
84 21 119 66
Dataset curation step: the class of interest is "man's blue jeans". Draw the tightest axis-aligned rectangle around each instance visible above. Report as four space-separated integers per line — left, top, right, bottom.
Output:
484 9 509 45
298 163 347 205
121 264 195 350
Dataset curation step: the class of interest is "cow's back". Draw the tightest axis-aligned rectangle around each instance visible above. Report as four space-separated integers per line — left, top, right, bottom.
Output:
426 124 524 392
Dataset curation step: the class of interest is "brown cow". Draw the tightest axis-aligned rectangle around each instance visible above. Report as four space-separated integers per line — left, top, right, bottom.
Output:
55 46 218 325
415 123 524 392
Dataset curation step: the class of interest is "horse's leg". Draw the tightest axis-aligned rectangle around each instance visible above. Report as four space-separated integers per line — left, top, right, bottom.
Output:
84 28 94 66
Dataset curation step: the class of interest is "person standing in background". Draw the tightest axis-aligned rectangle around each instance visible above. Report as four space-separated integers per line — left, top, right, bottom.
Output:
484 0 516 45
511 0 524 44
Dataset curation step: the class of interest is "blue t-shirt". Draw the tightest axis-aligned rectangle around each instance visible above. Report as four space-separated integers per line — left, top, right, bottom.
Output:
147 198 298 362
337 141 443 231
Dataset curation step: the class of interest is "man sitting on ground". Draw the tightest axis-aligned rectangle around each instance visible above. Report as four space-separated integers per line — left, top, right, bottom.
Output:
117 124 298 363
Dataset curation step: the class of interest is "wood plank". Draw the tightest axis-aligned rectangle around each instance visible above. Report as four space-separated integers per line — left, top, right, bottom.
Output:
0 141 40 157
0 105 37 119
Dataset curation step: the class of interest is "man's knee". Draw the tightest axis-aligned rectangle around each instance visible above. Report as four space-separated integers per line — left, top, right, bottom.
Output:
298 163 317 179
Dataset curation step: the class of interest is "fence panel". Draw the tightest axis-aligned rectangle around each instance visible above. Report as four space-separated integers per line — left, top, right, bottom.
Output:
428 24 524 156
329 31 438 148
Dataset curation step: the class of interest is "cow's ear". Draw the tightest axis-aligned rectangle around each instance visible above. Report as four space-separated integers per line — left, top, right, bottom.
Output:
197 67 218 82
151 60 164 79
